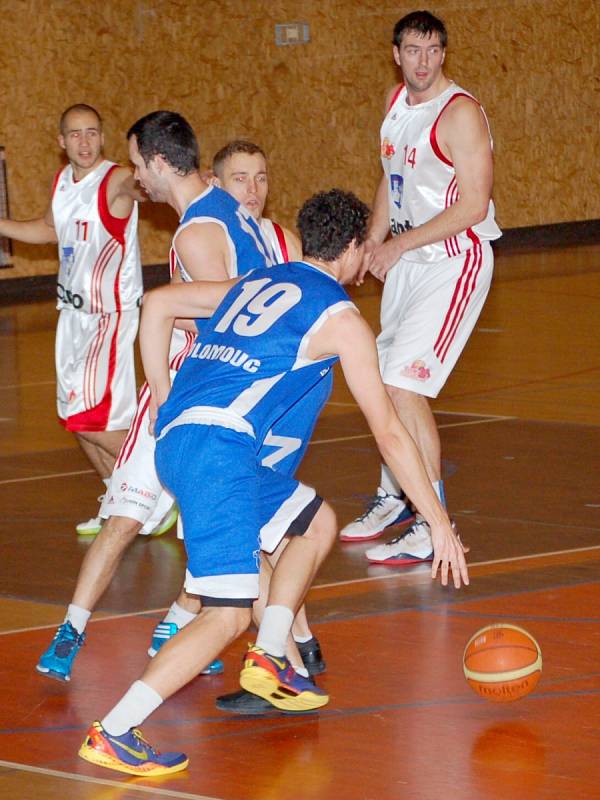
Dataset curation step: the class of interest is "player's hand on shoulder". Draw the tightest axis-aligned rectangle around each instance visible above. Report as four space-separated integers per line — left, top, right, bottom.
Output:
430 521 470 588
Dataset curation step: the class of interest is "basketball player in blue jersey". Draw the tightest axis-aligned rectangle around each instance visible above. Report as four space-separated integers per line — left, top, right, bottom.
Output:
78 189 468 777
147 140 327 714
36 112 272 683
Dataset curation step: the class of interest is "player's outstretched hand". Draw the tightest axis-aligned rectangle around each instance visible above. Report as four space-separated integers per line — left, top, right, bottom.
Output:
430 521 470 588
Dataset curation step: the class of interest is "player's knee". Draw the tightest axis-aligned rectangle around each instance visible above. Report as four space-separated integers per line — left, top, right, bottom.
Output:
210 604 252 639
305 500 337 549
98 515 142 544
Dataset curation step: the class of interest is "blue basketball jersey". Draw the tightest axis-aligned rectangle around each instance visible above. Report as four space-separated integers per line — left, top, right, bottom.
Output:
156 261 355 448
174 185 275 282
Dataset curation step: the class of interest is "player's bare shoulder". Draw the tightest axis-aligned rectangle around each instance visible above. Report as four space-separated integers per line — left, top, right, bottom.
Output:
106 166 139 218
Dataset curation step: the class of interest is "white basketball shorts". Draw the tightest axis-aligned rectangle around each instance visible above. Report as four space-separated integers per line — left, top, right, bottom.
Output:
377 240 493 398
56 307 138 432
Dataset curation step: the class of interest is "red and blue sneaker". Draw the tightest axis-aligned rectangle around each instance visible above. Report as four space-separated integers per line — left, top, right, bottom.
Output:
240 645 329 712
78 721 188 776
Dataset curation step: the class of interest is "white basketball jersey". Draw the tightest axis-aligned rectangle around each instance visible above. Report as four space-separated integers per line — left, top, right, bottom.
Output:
381 82 501 263
52 160 142 313
260 218 289 262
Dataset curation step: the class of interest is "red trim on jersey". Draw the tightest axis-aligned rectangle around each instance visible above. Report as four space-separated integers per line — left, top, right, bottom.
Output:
272 222 289 262
90 239 120 313
51 167 65 199
433 243 483 363
97 165 130 245
65 312 122 432
430 92 479 167
443 177 461 257
386 84 404 114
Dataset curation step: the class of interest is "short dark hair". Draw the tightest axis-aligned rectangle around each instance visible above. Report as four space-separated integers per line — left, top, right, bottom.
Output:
212 140 267 179
127 111 199 175
60 104 102 135
297 189 370 262
393 10 448 49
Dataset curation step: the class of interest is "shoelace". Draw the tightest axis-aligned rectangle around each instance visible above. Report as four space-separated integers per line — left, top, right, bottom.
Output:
131 727 160 755
357 494 388 521
387 520 428 545
54 623 84 657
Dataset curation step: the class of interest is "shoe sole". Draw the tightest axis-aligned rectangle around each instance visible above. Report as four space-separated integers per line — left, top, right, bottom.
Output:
239 666 329 712
78 744 188 776
216 692 315 716
366 553 433 566
76 527 102 536
339 512 416 542
150 509 178 537
36 665 70 682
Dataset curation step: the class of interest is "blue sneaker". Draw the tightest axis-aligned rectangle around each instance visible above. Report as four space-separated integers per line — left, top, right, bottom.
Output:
78 720 188 776
148 621 224 675
240 645 329 711
36 621 85 682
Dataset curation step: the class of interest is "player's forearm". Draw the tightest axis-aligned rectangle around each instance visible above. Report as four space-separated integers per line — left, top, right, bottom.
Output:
139 293 174 407
392 195 489 259
367 175 391 245
376 424 449 530
0 216 57 244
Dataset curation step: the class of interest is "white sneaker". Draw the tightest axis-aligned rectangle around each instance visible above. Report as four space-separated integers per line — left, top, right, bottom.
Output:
76 495 105 536
365 519 433 565
339 488 415 542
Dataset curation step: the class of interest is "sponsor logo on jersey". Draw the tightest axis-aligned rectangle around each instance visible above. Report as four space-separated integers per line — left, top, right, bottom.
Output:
390 174 404 209
390 218 413 236
57 282 84 309
189 341 261 373
381 138 396 159
401 359 431 382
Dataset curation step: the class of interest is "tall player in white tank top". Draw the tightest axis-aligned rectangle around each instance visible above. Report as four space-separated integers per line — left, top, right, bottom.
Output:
0 104 143 528
341 12 502 564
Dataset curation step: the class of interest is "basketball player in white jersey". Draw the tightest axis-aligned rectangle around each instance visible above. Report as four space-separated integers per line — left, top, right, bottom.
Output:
36 112 271 683
341 12 501 563
0 104 143 530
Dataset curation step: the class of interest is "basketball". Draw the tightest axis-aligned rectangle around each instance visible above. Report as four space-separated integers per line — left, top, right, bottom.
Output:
463 624 542 702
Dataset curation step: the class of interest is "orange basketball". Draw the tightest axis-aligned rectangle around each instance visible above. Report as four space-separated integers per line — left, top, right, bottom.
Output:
463 624 542 702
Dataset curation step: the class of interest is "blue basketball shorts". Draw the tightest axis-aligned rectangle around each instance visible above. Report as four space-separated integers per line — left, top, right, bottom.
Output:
155 423 320 606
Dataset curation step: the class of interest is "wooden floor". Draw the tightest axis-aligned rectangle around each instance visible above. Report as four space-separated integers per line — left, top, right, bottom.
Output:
0 243 598 799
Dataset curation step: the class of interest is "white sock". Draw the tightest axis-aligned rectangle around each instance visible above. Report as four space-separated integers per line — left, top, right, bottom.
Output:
101 680 163 736
164 602 197 629
256 605 294 658
65 604 91 635
293 632 313 644
294 665 309 678
380 464 402 496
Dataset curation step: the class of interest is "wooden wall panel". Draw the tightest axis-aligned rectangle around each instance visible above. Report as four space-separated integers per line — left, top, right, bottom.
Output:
1 0 597 278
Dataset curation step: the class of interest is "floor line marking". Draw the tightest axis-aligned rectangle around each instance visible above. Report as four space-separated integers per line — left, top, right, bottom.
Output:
314 544 600 591
0 415 515 485
0 759 217 799
2 545 598 637
0 469 95 486
0 380 56 391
